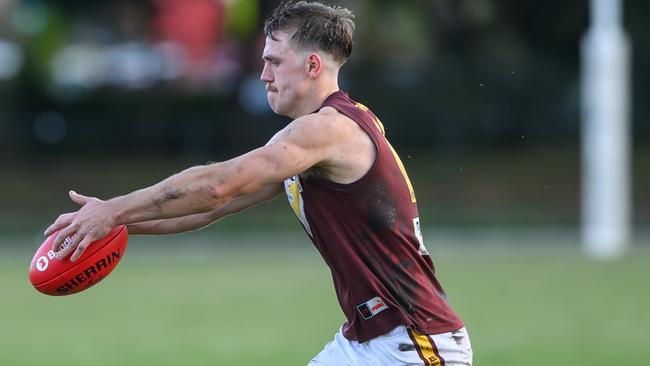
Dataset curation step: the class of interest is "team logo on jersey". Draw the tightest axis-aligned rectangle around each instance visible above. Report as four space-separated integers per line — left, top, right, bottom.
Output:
357 296 389 320
284 176 313 237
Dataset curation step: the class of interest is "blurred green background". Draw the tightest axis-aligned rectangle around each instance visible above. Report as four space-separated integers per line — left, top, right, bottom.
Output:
1 0 649 365
1 0 650 230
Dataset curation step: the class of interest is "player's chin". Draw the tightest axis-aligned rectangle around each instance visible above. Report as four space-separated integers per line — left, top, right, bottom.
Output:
267 93 278 109
268 96 287 116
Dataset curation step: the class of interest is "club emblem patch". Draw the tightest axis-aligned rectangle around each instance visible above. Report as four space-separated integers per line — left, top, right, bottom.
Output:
357 296 389 320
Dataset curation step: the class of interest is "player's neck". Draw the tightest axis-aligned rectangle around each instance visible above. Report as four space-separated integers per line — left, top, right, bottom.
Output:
290 81 340 119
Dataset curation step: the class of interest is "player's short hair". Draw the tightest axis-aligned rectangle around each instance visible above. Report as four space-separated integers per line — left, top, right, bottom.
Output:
264 1 355 65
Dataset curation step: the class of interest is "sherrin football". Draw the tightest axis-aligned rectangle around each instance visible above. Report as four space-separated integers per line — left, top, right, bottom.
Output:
29 225 128 296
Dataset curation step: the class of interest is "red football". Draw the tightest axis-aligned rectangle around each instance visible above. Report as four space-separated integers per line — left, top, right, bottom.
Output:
29 225 128 296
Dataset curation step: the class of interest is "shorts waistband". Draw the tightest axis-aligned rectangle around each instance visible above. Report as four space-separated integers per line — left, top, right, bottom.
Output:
378 325 408 338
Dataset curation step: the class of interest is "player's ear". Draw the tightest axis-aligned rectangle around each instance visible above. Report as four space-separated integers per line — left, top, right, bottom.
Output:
306 53 323 78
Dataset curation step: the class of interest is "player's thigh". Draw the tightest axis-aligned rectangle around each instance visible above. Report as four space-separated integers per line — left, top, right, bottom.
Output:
428 327 473 366
308 329 357 366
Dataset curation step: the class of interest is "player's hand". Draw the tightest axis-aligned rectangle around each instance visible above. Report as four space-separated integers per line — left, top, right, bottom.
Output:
44 191 117 262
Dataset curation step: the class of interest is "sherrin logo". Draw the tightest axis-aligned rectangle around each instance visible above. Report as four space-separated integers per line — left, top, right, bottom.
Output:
55 249 122 294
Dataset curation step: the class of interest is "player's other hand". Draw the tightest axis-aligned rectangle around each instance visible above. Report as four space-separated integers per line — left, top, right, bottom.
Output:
44 191 116 262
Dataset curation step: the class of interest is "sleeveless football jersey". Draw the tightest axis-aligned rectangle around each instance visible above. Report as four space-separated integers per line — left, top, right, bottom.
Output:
283 91 463 342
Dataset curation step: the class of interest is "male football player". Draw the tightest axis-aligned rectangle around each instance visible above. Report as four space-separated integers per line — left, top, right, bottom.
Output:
46 1 472 364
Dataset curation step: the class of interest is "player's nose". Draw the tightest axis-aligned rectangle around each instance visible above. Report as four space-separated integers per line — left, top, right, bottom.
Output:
260 64 273 83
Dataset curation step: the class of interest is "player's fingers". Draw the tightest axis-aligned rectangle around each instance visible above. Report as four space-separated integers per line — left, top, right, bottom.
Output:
69 190 91 206
51 225 76 253
70 236 94 262
53 230 80 260
44 213 74 237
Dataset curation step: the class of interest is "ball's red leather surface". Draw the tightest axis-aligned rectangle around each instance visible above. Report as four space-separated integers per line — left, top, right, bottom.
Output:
29 225 128 296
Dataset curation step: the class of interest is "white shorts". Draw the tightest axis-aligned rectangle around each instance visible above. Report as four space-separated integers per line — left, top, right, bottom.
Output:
308 325 472 366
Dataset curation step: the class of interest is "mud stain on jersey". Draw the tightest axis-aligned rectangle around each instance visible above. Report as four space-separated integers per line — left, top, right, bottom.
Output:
357 232 417 314
366 183 397 232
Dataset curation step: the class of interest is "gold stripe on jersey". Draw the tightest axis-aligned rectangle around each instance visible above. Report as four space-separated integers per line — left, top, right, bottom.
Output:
354 101 415 202
354 102 369 112
354 102 417 203
386 141 417 203
372 116 386 136
355 102 386 136
408 329 444 366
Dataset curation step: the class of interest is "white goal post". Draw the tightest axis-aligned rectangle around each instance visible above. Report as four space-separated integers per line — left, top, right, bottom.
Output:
581 0 632 259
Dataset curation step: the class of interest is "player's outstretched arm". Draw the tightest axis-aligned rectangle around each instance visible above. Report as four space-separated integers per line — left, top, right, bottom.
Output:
126 183 283 235
45 112 343 261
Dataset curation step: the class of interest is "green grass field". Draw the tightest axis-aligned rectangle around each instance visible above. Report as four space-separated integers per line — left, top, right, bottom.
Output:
2 231 649 366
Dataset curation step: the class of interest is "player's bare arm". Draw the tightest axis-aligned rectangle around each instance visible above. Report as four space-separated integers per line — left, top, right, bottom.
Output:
127 183 284 235
45 108 371 261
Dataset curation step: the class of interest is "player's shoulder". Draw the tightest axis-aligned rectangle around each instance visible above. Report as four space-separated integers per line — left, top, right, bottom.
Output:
291 106 358 136
268 106 360 151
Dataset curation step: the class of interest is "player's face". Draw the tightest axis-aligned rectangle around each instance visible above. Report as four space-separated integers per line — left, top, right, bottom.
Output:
260 32 310 118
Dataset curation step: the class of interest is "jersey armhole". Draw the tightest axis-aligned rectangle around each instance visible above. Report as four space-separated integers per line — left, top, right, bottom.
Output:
314 105 383 192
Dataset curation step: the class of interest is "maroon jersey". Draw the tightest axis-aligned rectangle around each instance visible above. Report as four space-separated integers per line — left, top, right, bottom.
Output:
283 91 463 342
